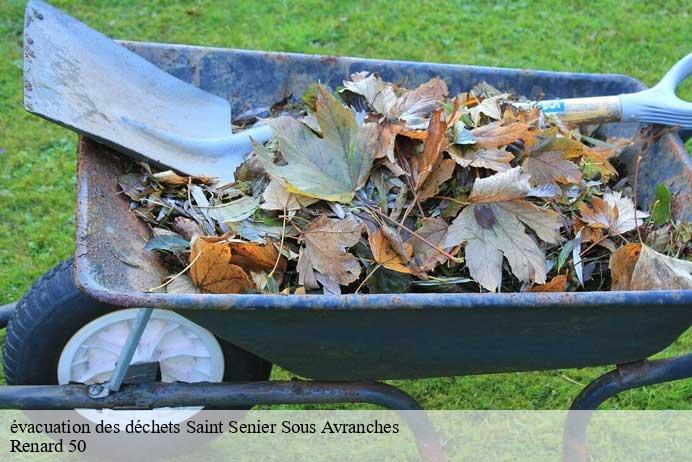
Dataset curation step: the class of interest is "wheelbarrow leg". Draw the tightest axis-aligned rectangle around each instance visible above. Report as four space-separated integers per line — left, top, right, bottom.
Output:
89 307 154 397
0 380 444 461
563 353 692 462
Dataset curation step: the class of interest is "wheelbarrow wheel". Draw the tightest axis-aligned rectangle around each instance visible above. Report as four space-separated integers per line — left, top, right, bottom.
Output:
3 258 272 389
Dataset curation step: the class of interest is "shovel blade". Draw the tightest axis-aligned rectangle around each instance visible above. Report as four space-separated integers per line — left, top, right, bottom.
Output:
23 1 242 180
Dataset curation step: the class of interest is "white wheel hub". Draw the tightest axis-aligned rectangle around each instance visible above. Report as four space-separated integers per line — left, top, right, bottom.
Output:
57 309 225 423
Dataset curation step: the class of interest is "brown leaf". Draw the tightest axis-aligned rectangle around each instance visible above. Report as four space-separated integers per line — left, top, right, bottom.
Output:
407 218 450 272
297 215 363 288
229 241 286 273
398 129 428 140
374 121 404 162
522 150 582 186
579 192 649 236
609 243 642 290
414 109 447 190
418 158 456 201
189 237 253 294
449 146 514 172
528 274 568 292
610 244 692 290
445 203 550 292
469 166 532 203
172 217 201 240
470 122 532 149
152 170 213 185
368 229 414 274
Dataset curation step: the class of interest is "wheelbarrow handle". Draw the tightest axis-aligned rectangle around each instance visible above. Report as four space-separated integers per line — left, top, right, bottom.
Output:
537 54 692 129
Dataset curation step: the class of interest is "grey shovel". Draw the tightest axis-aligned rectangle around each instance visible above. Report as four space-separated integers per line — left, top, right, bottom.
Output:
23 0 692 185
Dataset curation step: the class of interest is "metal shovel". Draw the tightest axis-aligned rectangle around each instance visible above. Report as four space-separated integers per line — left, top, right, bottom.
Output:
24 1 692 185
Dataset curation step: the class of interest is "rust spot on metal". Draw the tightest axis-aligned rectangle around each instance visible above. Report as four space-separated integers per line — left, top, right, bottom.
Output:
320 55 338 65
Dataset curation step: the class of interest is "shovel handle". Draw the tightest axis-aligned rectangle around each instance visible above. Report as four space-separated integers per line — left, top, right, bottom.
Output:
537 54 692 129
537 96 621 125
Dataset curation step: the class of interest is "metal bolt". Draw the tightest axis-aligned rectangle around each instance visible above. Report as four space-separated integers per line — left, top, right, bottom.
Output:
87 384 108 398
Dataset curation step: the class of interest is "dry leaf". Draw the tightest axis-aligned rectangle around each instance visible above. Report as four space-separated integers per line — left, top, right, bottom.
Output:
342 72 398 117
229 241 286 273
172 217 201 240
418 158 456 201
297 215 363 288
580 147 618 180
449 146 514 172
467 95 506 124
609 243 642 290
166 274 200 294
528 274 568 292
261 178 318 211
342 73 447 127
368 229 414 274
610 244 692 290
579 191 649 235
469 122 532 149
414 109 448 190
468 165 532 203
523 150 582 186
256 85 376 203
152 170 213 185
374 121 404 163
189 237 253 294
445 167 562 291
407 218 450 271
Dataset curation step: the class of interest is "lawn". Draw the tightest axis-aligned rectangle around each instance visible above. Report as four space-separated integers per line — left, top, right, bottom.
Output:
0 0 690 409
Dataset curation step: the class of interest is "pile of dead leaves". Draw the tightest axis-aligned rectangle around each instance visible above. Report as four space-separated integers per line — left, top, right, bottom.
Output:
119 74 691 295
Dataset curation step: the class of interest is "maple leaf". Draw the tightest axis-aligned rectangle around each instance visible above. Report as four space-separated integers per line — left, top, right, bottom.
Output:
342 73 447 128
610 243 692 290
297 215 363 289
368 228 414 274
521 133 584 186
579 191 649 236
256 84 377 203
444 167 562 291
407 218 450 272
189 237 253 294
260 178 318 211
580 147 618 180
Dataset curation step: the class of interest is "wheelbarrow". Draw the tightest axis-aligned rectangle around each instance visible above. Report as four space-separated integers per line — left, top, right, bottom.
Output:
2 13 692 462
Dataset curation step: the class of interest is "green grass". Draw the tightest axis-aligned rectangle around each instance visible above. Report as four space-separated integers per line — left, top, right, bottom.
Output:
0 0 690 409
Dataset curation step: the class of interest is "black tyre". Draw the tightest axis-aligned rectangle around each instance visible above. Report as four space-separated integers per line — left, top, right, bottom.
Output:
3 258 271 387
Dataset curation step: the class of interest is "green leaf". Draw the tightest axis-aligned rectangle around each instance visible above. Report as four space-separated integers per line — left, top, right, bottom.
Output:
207 196 259 223
256 84 377 203
650 183 671 225
557 238 578 272
144 235 190 253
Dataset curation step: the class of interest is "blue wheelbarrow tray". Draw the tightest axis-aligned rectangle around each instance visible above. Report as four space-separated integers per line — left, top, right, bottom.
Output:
74 42 692 381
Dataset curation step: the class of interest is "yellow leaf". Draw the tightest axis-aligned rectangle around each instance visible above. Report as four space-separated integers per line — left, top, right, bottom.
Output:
368 229 414 274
